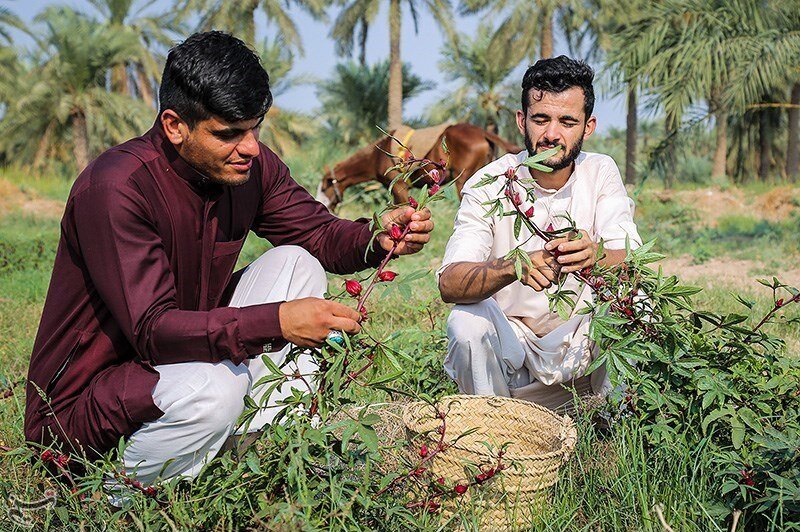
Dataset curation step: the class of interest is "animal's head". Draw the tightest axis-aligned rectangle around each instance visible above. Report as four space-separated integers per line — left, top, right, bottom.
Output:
315 166 342 212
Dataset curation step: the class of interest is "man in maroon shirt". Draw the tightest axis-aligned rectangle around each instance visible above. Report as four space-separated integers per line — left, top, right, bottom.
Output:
25 31 433 483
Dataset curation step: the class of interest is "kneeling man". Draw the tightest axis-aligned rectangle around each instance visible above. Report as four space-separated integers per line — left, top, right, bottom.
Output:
437 56 641 411
25 31 433 484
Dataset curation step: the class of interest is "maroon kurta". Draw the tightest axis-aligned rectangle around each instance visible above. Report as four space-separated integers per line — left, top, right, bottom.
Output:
25 124 386 457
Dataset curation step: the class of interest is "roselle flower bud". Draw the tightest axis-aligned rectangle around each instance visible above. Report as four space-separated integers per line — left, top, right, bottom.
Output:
360 307 369 321
426 500 440 512
429 184 440 196
525 206 534 217
546 223 555 232
378 270 398 282
429 168 441 183
389 224 404 241
56 454 70 467
454 484 468 495
436 477 445 485
505 167 517 180
474 472 488 483
438 159 446 168
40 450 55 463
419 444 429 457
776 298 784 307
145 486 157 497
345 279 362 297
408 196 419 209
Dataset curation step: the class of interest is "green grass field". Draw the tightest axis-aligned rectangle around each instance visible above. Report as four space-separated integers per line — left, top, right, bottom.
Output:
0 154 798 530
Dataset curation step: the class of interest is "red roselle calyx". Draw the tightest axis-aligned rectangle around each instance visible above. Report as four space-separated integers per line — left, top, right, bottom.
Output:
505 167 517 180
524 206 534 217
345 279 362 297
419 444 429 458
378 270 398 282
776 298 784 307
454 483 468 495
429 168 441 184
41 450 55 462
389 224 404 242
429 184 440 196
408 196 419 209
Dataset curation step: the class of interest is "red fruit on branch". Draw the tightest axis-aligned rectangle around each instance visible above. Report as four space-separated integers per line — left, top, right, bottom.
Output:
429 168 441 184
40 450 55 463
429 184 440 196
776 298 785 307
360 307 369 321
408 196 419 209
436 477 445 485
389 224 404 241
505 167 517 180
345 279 362 297
525 206 534 217
56 454 70 467
419 444 429 458
454 483 468 495
378 270 398 282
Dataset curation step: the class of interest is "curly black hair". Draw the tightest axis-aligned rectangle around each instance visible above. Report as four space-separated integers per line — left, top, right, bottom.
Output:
159 31 272 127
521 55 595 119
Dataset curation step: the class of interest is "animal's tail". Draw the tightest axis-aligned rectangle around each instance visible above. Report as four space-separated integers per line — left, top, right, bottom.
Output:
484 130 523 157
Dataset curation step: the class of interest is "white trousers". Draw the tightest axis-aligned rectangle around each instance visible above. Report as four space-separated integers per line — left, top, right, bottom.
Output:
444 298 609 413
121 245 325 484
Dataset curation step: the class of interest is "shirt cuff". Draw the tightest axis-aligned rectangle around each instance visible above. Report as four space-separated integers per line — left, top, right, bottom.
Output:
237 302 288 358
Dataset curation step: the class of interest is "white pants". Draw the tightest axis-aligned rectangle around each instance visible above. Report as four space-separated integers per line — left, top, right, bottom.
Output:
444 298 609 413
121 246 325 484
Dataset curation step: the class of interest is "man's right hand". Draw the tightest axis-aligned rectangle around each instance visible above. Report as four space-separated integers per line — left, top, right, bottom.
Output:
522 250 560 291
278 298 362 347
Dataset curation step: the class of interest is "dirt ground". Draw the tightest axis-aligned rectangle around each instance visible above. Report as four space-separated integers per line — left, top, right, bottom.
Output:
648 186 800 226
0 178 64 219
660 256 800 290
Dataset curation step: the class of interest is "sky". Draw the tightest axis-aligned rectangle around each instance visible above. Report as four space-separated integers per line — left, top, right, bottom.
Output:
10 0 631 134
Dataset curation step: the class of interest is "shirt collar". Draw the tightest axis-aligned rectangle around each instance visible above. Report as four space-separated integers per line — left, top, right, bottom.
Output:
147 121 221 191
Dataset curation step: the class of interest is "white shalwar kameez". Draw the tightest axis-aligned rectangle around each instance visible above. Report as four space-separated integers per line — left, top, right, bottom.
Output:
438 151 642 412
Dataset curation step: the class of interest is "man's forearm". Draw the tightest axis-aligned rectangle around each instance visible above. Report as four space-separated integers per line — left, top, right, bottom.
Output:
598 248 627 268
438 259 517 304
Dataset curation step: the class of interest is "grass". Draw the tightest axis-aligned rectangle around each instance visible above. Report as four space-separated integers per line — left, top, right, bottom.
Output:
0 159 798 530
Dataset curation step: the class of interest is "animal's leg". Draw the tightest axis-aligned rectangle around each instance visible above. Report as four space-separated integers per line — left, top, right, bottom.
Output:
390 178 411 205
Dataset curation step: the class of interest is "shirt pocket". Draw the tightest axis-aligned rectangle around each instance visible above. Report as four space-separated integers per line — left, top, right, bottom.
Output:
207 236 246 307
46 330 90 397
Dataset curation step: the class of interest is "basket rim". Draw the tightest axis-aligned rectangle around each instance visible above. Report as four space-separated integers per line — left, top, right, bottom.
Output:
402 394 576 462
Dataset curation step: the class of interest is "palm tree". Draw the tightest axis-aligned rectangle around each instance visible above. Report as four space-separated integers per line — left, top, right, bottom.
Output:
330 0 454 130
318 60 432 145
0 7 150 170
0 3 25 44
84 0 182 108
566 0 649 185
255 38 315 155
179 0 328 52
428 25 522 138
606 0 800 183
787 82 800 180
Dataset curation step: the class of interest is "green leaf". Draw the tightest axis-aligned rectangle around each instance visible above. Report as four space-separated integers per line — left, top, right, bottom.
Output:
513 215 522 239
731 415 745 449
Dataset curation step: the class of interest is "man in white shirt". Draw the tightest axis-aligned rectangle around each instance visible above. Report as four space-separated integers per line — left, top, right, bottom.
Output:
437 56 642 411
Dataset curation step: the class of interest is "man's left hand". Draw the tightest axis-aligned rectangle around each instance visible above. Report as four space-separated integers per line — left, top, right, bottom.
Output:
544 229 598 273
376 206 434 256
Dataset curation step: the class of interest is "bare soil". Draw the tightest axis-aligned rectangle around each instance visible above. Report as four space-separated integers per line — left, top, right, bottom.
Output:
0 178 63 219
660 256 800 290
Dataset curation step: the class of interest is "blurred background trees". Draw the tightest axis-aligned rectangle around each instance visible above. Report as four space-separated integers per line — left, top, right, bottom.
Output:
0 0 797 186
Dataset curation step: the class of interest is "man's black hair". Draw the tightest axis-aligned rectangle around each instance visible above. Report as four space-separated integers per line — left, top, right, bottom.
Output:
521 55 595 119
159 31 272 127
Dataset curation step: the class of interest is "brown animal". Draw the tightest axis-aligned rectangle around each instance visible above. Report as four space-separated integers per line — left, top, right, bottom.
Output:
315 123 522 211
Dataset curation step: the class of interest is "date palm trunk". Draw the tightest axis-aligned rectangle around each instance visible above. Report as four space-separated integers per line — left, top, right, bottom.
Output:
358 17 368 67
72 111 89 171
387 0 402 130
111 63 129 96
540 5 553 59
624 84 637 185
786 82 800 181
712 110 728 180
136 65 154 109
758 111 771 181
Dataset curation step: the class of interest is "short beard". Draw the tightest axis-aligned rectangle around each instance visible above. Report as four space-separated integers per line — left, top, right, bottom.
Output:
525 132 584 171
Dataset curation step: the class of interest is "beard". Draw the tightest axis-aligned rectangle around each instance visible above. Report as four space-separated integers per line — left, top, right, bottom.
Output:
524 131 584 171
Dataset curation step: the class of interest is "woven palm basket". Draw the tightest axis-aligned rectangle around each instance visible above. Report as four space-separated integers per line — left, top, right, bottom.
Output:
402 394 577 529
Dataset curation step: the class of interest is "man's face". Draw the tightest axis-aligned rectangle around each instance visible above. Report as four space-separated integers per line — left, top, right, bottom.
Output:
516 86 596 171
164 113 264 186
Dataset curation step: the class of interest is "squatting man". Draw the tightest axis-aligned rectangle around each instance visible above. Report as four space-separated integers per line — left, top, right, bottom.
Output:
438 56 642 411
24 31 434 486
